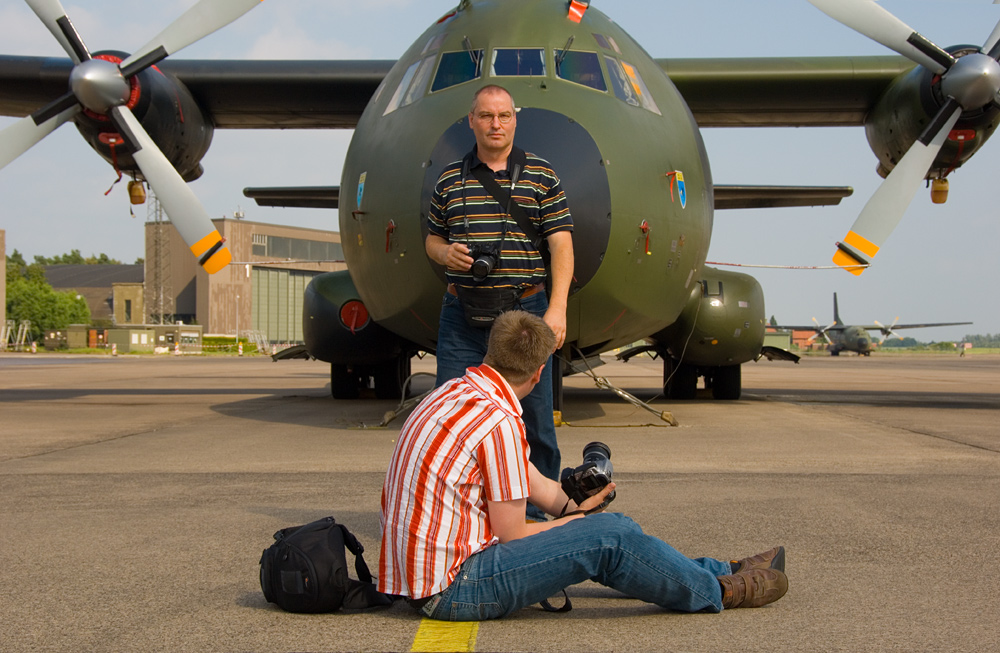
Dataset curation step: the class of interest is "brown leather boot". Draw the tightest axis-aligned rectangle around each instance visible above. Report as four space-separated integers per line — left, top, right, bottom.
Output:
733 545 785 573
718 569 788 609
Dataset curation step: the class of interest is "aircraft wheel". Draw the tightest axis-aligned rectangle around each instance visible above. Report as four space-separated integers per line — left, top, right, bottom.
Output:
374 355 411 400
711 365 741 400
664 358 698 400
331 364 361 400
831 350 840 356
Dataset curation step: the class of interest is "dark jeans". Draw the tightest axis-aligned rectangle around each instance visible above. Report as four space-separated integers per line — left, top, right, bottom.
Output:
435 291 560 489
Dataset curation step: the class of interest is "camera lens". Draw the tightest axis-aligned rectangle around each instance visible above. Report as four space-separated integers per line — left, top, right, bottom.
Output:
582 441 611 464
471 257 493 282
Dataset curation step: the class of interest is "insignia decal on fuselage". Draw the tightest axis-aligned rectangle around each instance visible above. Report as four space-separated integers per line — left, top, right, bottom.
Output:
357 171 367 209
666 170 687 209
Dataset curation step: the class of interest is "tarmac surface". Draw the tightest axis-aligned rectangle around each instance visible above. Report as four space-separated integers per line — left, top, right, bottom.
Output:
1 351 998 652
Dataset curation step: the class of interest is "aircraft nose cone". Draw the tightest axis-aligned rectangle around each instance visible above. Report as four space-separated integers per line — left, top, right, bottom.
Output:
70 58 130 114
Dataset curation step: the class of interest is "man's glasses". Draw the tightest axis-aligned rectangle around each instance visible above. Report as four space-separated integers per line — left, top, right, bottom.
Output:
474 111 514 124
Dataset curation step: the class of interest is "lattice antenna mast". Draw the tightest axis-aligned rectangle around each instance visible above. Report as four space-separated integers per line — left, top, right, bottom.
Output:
146 191 174 325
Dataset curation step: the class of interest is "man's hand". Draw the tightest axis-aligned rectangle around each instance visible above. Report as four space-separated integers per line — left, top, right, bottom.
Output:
544 230 573 350
576 482 616 514
426 234 473 271
543 306 567 350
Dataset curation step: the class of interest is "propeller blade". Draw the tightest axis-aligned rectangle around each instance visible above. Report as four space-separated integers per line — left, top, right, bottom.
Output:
110 106 231 274
984 16 1000 58
808 0 955 74
120 0 263 77
0 104 79 171
833 99 963 274
26 0 90 63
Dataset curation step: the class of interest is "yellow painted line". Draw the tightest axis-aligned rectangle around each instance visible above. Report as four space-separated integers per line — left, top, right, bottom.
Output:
410 618 478 652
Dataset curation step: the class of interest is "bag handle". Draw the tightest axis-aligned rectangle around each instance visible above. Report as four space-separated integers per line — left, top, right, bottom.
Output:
336 523 375 584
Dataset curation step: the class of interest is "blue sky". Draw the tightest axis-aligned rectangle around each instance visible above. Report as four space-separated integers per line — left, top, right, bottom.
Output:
2 0 998 341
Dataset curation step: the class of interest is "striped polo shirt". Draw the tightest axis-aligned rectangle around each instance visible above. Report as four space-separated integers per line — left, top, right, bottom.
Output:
378 364 531 599
427 147 573 290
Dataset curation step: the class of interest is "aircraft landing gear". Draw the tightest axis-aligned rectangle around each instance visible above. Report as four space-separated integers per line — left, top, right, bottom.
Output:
707 364 741 400
663 357 698 400
663 357 742 400
330 355 412 400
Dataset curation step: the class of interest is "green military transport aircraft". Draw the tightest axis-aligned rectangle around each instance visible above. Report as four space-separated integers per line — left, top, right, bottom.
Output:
2 0 999 402
773 293 972 357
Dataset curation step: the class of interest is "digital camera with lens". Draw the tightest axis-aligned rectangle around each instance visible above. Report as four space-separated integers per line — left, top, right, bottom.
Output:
560 441 616 511
469 245 500 283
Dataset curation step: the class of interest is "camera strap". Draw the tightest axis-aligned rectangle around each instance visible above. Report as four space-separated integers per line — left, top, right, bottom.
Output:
465 147 550 266
539 590 573 613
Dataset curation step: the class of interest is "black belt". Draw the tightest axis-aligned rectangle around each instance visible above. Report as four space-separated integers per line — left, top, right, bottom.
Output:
447 282 544 298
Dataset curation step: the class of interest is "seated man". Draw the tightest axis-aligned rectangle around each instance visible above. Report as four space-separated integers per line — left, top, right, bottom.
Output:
378 311 787 620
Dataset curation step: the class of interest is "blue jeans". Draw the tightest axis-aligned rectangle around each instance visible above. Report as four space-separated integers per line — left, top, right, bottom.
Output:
421 513 730 620
435 291 561 485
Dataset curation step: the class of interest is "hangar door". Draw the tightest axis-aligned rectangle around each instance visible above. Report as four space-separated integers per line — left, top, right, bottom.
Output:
251 268 318 343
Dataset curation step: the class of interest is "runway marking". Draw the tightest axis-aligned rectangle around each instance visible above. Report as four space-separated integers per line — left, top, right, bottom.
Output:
410 618 478 652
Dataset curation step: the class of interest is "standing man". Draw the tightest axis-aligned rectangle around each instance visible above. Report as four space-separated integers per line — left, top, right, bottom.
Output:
379 311 788 620
425 85 574 508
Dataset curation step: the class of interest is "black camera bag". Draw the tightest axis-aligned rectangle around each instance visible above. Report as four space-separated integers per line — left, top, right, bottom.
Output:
453 285 522 328
259 516 393 613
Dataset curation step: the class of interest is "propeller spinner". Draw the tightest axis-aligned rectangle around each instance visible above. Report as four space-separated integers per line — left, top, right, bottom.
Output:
809 0 1000 275
0 0 264 274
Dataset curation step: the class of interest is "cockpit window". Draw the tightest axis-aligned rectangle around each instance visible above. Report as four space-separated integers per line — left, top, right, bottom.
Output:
431 50 484 92
383 55 436 115
592 33 621 53
422 33 446 54
491 48 545 76
604 55 660 115
555 50 606 92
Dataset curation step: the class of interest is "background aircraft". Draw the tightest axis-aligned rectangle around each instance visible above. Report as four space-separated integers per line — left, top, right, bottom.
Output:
773 293 972 356
1 0 998 403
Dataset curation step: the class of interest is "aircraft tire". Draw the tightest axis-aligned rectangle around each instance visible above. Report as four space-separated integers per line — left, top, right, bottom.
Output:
331 364 361 400
711 365 741 400
664 358 698 400
374 355 411 400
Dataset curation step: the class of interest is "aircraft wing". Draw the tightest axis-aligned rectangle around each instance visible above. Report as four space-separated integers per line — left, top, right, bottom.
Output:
1 54 912 129
859 322 973 331
241 184 853 211
0 56 393 128
658 56 912 127
770 325 846 332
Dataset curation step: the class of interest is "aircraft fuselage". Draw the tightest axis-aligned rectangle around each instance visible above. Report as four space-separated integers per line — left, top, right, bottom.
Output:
338 0 713 354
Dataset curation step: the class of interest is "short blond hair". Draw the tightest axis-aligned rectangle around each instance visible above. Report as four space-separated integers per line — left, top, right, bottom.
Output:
484 311 555 385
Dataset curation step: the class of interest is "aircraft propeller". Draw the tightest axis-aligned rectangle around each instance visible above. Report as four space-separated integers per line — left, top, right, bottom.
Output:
0 0 265 274
809 317 835 344
874 317 902 344
809 0 1000 275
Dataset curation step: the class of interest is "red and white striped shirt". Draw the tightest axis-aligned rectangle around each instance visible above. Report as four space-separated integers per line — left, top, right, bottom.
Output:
378 364 531 598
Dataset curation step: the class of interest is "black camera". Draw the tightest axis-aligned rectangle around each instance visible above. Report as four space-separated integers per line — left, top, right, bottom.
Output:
469 245 499 283
560 441 616 511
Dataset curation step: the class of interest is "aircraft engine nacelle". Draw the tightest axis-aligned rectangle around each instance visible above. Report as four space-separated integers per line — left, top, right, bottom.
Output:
866 46 1000 180
645 267 764 400
303 270 413 365
304 270 419 400
72 51 214 183
652 266 765 367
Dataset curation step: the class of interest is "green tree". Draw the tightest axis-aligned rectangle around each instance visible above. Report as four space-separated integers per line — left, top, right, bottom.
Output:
32 249 122 265
5 262 90 340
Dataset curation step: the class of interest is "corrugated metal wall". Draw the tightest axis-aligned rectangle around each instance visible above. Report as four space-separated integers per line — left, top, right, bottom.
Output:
251 268 317 343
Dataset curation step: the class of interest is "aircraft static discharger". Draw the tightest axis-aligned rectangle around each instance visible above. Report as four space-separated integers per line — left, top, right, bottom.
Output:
772 293 972 356
2 0 999 403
